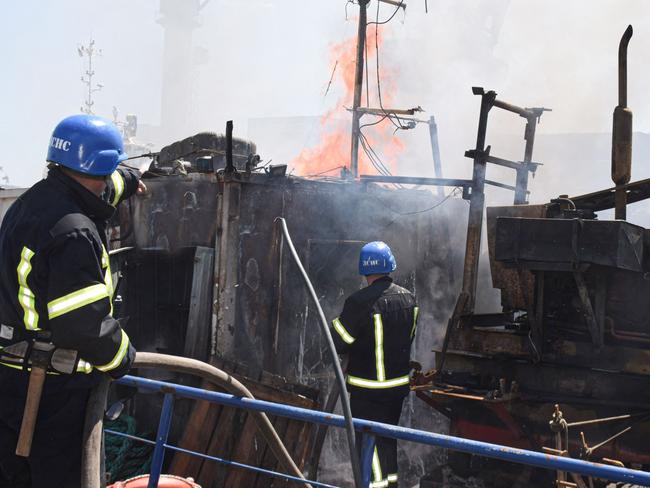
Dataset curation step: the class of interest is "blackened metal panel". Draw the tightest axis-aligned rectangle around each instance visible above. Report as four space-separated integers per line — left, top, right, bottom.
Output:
496 218 644 272
128 174 219 250
225 176 467 384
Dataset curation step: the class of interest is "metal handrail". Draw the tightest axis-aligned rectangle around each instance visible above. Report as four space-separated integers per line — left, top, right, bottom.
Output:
111 374 650 487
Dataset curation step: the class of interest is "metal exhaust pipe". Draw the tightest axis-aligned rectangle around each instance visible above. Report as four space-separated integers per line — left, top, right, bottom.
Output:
612 25 633 220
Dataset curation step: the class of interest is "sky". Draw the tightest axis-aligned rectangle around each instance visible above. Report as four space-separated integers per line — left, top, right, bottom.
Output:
2 0 650 194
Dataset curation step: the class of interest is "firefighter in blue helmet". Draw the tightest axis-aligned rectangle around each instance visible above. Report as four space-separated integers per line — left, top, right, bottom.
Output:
331 241 418 487
0 114 146 487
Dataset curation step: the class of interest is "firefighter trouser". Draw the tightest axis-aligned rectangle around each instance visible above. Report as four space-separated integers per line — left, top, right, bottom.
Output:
0 367 99 488
350 390 405 487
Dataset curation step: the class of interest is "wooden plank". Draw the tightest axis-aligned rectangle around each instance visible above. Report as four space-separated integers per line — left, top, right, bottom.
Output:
295 421 315 478
199 406 241 486
252 414 290 488
172 358 320 487
224 413 263 487
183 246 214 361
194 360 241 486
169 381 222 477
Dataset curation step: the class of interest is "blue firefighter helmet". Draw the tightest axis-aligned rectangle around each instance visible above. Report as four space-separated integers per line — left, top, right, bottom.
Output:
358 241 397 276
46 114 128 176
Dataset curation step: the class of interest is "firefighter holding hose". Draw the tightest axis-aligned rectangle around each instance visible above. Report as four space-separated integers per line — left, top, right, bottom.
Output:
0 114 144 487
331 241 418 488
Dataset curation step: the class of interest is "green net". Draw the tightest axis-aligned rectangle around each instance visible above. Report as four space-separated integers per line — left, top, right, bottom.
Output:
105 414 154 483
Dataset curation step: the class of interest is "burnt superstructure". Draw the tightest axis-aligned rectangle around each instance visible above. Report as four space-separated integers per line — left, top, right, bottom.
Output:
413 25 650 487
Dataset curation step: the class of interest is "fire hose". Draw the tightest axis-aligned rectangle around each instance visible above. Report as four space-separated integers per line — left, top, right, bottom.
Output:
275 217 363 488
81 352 312 488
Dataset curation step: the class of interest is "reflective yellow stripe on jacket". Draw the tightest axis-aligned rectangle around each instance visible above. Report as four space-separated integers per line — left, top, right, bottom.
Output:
17 247 39 330
374 314 386 381
101 246 114 314
347 374 410 389
346 312 410 389
47 283 110 319
332 318 355 344
95 329 130 372
110 171 125 206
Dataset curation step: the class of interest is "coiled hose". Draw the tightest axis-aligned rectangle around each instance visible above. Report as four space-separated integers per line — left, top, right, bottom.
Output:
276 217 362 488
81 352 312 488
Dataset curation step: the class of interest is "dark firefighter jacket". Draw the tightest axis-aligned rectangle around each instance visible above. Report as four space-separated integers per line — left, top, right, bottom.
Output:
0 166 140 378
331 276 418 396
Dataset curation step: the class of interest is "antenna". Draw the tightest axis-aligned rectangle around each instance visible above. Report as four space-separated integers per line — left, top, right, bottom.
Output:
78 38 103 114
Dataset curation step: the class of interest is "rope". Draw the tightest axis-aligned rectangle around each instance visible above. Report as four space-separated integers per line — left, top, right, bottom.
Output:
104 414 153 483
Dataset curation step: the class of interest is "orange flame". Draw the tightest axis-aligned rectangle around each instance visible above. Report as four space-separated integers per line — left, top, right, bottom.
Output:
291 26 405 177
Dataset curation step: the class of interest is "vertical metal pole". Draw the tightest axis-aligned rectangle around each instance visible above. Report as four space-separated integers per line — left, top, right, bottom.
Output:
360 433 377 488
612 25 633 220
350 0 369 178
515 115 537 205
148 393 175 488
225 120 234 173
461 90 495 312
428 115 444 197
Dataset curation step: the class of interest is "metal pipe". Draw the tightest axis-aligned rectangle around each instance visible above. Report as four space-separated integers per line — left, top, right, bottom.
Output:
587 427 632 455
567 413 644 428
485 179 521 193
618 25 633 107
360 434 376 487
356 107 417 116
148 393 174 488
116 375 650 486
132 352 310 486
103 432 338 488
350 0 370 178
159 444 337 488
359 175 472 188
610 319 650 344
612 25 633 219
225 120 234 173
462 89 495 312
493 99 535 118
515 115 538 204
275 217 363 488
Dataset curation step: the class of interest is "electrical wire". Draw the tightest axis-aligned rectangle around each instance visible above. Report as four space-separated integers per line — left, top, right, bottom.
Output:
359 134 391 177
359 132 390 175
359 114 390 129
366 0 405 26
344 0 355 21
306 165 345 177
359 131 393 177
371 186 463 216
360 139 388 178
372 1 406 132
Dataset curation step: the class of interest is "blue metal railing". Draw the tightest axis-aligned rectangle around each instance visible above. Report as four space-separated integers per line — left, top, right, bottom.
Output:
110 374 650 488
